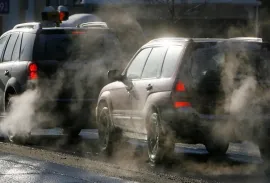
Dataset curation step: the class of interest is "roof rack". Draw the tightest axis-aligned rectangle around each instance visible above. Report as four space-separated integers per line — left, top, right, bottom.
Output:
229 37 262 42
78 22 108 29
13 22 42 30
147 37 190 44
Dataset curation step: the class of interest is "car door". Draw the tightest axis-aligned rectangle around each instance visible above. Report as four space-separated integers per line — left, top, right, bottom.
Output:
0 34 10 111
130 45 184 134
0 33 20 108
111 48 152 130
129 46 168 134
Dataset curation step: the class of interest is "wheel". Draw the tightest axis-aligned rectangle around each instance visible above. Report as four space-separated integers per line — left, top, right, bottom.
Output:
8 131 31 145
259 143 270 177
97 103 116 156
205 139 229 155
146 110 175 164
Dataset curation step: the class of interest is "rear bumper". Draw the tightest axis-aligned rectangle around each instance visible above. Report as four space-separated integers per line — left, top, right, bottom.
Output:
22 81 98 128
161 107 270 142
31 98 97 129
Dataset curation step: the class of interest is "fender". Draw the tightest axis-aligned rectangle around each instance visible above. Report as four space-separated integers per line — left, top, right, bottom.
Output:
3 77 23 111
142 91 172 120
96 90 117 127
97 90 113 109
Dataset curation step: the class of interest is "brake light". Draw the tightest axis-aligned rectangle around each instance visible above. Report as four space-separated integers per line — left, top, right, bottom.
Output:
175 81 185 92
174 102 191 108
28 63 38 80
72 31 86 35
173 80 191 108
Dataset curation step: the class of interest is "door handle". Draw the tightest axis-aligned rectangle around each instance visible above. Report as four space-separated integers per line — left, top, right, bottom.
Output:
146 84 153 91
4 70 9 76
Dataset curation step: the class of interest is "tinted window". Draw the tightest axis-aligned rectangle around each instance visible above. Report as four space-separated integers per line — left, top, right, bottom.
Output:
12 33 22 61
0 35 9 60
189 43 224 79
126 48 152 79
3 33 19 62
141 47 167 79
188 42 270 81
161 46 183 78
20 33 35 61
34 32 105 61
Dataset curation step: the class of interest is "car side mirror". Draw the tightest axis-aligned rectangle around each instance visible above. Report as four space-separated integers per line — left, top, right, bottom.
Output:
107 69 123 81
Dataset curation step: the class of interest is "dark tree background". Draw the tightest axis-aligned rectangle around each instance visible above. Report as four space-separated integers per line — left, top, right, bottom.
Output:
261 0 270 10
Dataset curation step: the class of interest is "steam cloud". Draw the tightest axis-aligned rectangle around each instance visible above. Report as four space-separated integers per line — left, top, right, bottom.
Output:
0 27 126 141
0 4 269 180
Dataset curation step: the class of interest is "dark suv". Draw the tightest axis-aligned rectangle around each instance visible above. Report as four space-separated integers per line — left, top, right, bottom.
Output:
96 37 270 165
0 22 121 140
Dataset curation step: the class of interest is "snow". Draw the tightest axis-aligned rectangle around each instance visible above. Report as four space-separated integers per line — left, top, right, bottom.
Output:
60 14 103 27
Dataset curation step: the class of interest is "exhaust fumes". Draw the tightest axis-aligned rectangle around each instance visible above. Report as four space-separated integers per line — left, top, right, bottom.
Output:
0 89 42 139
0 26 123 144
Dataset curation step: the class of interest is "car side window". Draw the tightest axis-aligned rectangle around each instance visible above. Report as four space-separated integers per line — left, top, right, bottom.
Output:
0 35 9 60
12 33 22 61
3 33 19 62
141 46 167 79
20 33 35 61
126 48 152 80
161 45 183 78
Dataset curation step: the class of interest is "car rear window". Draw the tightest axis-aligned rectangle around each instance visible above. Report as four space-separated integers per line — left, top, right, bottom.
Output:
188 42 270 81
34 30 106 61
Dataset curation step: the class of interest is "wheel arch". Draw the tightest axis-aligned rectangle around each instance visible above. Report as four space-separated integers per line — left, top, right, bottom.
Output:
97 91 113 110
96 91 114 125
4 77 22 111
142 91 171 121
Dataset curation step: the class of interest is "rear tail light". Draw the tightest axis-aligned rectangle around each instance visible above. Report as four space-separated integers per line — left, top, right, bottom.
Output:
72 31 86 35
174 102 191 108
175 81 185 92
28 63 38 80
173 80 191 108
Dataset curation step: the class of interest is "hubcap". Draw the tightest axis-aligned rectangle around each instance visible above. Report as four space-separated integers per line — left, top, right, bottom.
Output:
148 113 160 159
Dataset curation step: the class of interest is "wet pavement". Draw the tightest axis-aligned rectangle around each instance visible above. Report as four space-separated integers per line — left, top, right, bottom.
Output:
0 128 269 183
0 152 137 183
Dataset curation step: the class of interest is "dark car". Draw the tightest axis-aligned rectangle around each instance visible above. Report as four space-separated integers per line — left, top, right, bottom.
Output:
96 37 270 165
0 21 122 140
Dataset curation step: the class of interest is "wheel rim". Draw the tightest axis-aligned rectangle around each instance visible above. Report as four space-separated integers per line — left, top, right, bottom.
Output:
98 108 110 150
148 113 160 160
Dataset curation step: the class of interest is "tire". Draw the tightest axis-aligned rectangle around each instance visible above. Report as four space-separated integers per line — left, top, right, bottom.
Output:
259 143 270 177
8 131 31 145
97 103 116 156
205 139 229 156
146 110 175 164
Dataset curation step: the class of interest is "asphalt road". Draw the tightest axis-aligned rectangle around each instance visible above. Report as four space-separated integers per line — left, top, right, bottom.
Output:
0 129 269 183
0 152 137 183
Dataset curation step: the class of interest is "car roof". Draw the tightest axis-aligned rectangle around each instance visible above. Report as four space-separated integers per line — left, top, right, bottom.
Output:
0 23 110 38
142 37 263 48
